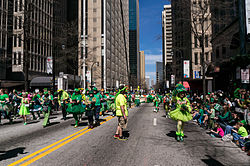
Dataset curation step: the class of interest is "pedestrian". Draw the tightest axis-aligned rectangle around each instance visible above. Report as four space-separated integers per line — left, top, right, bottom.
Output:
42 93 53 128
85 90 96 129
58 89 69 120
93 87 102 126
0 89 12 124
17 92 30 125
66 89 85 128
169 84 193 142
135 92 140 107
114 86 128 140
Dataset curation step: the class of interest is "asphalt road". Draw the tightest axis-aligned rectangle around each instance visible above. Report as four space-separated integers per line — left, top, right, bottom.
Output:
0 103 249 166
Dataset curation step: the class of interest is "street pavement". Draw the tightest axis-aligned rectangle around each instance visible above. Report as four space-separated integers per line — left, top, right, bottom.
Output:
0 103 249 166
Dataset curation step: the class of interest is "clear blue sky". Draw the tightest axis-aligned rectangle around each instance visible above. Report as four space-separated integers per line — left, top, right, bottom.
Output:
139 0 170 83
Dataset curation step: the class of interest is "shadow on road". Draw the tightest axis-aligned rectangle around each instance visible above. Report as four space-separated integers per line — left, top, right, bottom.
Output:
71 122 88 127
0 147 27 161
201 155 225 166
166 131 188 139
27 121 40 125
47 122 60 127
123 131 130 138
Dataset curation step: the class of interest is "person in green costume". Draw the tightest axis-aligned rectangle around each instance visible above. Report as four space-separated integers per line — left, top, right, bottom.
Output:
16 92 30 125
135 92 140 107
30 93 42 120
153 95 161 113
85 90 96 129
67 89 85 128
127 92 132 108
93 87 102 125
41 93 53 128
169 84 192 142
0 89 13 124
58 89 69 120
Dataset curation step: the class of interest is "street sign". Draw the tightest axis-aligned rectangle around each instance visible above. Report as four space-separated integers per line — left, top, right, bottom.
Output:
183 60 190 78
86 71 91 83
47 57 53 74
194 71 201 79
241 69 249 83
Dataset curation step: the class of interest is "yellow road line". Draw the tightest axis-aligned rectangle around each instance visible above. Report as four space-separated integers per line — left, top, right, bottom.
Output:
19 117 115 166
9 116 113 166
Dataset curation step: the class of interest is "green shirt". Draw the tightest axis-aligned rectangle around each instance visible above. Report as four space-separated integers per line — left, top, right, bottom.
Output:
0 94 9 105
94 93 102 106
115 94 128 117
238 126 248 137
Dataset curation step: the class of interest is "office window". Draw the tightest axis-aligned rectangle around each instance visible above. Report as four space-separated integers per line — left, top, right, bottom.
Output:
14 35 17 47
195 53 198 65
19 16 22 29
205 35 208 47
205 52 209 61
93 18 97 22
194 37 198 48
18 35 21 47
14 17 18 29
18 52 21 65
13 53 17 65
93 8 97 12
19 0 23 11
93 0 97 3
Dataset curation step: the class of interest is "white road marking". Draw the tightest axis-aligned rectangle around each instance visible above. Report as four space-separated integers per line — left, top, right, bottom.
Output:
153 118 157 126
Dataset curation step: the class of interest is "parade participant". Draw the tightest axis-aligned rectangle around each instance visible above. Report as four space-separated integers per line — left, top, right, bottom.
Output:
17 92 30 125
93 87 102 126
114 85 128 140
100 89 106 116
42 93 53 128
0 89 12 124
58 89 69 120
153 95 161 113
12 90 21 119
85 90 96 129
135 92 140 107
30 93 42 120
66 89 85 128
169 84 192 142
127 92 132 108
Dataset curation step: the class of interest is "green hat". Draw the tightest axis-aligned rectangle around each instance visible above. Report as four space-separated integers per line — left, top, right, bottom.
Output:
241 120 247 126
89 90 94 94
105 91 109 94
175 84 186 93
74 88 80 92
93 87 97 91
44 88 48 91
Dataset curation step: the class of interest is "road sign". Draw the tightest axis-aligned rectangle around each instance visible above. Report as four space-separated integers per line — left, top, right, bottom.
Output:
194 71 201 79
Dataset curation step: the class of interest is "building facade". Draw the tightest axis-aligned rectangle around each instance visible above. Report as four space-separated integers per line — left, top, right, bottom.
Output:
80 0 129 89
162 4 173 87
0 0 9 80
139 51 145 88
129 0 139 88
12 0 53 80
156 61 163 84
172 0 213 91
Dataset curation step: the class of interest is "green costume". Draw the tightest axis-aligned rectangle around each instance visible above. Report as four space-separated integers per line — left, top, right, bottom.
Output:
135 94 140 107
42 95 53 127
19 98 30 116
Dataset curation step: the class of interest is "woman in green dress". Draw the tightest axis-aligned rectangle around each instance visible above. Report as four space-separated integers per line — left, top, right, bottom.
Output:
41 93 53 128
17 92 30 125
169 84 192 142
67 89 84 128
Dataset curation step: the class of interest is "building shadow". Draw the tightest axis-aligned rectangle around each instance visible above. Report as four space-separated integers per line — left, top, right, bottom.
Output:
0 147 27 161
123 130 130 138
201 155 225 166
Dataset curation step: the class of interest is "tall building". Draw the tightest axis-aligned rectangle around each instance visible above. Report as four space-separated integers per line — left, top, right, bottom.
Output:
162 4 173 86
156 61 163 84
0 0 9 80
145 76 150 90
80 0 129 89
172 0 212 91
129 0 139 88
11 0 53 80
139 51 145 87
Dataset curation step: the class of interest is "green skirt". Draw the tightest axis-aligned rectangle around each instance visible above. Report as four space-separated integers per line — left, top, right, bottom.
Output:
19 104 30 116
66 104 85 114
169 108 192 122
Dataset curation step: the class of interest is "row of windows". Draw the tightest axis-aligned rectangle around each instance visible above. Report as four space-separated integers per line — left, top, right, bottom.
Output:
194 35 209 48
194 52 211 65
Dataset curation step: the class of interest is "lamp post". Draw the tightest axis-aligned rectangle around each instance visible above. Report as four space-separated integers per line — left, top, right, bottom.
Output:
91 62 99 86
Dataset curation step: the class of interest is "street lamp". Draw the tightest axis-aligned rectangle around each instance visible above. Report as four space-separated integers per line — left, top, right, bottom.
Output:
91 62 99 86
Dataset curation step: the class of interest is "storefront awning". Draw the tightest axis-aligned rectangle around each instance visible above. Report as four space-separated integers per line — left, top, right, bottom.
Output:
30 77 53 87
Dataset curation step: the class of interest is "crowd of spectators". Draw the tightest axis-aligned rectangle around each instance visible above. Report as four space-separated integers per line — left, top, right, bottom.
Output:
189 88 250 156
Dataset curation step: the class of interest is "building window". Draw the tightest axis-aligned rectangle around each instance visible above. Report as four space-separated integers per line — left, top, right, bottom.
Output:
19 0 23 11
194 53 198 65
19 16 22 29
93 37 97 41
18 52 21 65
93 8 97 12
93 27 97 32
18 35 22 47
205 52 209 62
15 0 18 12
14 35 17 47
93 0 97 3
194 37 198 48
205 35 208 47
222 46 226 55
93 18 97 22
13 53 17 65
14 17 18 29
216 47 220 58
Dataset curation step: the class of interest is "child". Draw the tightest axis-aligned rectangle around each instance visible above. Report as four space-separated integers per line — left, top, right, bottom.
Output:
17 92 30 125
169 84 193 142
210 123 224 138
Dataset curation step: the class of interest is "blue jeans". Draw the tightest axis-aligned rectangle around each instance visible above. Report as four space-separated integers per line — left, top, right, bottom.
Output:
95 106 101 121
224 125 234 135
232 133 245 147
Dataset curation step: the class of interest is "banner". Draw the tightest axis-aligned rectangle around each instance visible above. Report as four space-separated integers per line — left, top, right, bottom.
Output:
171 75 175 85
246 0 250 34
183 60 190 78
241 69 249 83
86 71 91 83
47 57 53 74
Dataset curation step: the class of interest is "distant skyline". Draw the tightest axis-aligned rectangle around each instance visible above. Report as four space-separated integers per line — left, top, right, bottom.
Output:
139 0 170 81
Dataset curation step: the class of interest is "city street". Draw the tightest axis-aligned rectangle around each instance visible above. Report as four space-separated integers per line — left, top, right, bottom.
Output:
0 104 249 166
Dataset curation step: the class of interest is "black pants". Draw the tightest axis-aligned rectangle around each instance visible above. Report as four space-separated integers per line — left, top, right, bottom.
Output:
61 104 67 120
88 115 93 125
